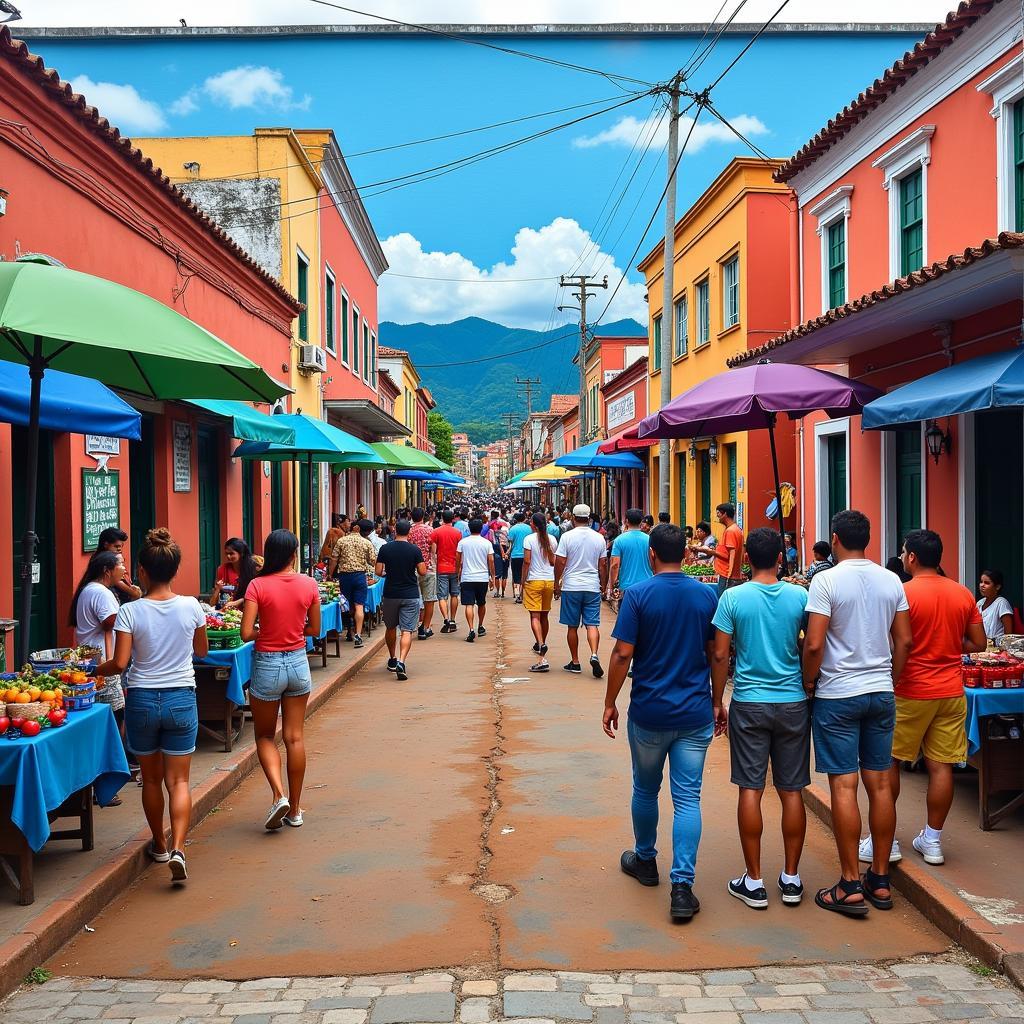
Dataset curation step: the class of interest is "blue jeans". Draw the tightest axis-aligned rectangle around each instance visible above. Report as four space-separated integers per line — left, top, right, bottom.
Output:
124 686 198 757
249 649 313 702
627 717 713 884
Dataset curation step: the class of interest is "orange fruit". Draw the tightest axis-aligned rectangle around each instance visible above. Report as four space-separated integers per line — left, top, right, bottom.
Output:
4 688 20 703
71 671 87 685
14 692 31 703
27 687 41 701
41 690 56 702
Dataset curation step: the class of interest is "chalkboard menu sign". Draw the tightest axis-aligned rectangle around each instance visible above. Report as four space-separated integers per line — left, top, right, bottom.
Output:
82 469 120 552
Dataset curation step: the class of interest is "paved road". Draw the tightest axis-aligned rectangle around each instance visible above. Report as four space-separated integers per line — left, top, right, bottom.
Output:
50 599 948 980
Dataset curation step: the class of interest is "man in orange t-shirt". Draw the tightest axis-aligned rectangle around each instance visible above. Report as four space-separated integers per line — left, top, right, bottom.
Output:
713 503 744 596
890 529 985 868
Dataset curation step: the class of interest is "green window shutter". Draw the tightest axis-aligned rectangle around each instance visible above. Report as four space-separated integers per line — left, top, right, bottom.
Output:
727 444 737 504
352 314 360 373
899 169 924 276
362 323 370 381
827 220 846 308
674 296 687 357
324 275 335 353
652 315 662 371
1014 98 1024 232
371 335 378 388
297 255 309 341
341 294 349 362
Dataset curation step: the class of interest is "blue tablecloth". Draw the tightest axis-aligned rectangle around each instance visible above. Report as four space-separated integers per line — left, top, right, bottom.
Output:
0 704 130 851
306 600 342 652
365 578 385 615
195 642 253 707
966 687 1024 755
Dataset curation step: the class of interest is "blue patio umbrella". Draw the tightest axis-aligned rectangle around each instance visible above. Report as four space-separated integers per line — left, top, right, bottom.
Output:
391 469 466 484
554 440 645 471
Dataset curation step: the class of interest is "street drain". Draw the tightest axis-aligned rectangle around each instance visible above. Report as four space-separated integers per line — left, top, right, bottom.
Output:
472 882 515 903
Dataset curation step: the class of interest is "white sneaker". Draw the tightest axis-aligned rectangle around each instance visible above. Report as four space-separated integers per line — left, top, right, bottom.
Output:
265 796 290 830
283 811 304 828
912 830 944 865
858 835 902 863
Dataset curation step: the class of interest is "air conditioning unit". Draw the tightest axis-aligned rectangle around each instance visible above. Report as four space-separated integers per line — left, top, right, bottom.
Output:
298 345 327 374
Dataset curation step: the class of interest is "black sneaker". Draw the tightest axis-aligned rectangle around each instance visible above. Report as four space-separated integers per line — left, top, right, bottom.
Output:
670 882 700 921
477 626 487 637
386 658 398 672
417 629 433 640
440 620 453 634
729 875 769 909
466 630 476 643
449 621 458 632
590 655 604 678
533 642 541 654
620 850 659 887
564 661 582 674
354 635 364 649
540 644 548 655
168 850 188 883
395 661 408 681
778 875 804 905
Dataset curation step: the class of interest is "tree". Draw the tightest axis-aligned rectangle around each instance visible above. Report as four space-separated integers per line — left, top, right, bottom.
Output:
427 410 456 466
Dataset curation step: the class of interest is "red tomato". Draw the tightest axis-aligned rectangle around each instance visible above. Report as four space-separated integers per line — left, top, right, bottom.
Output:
10 717 24 729
20 720 41 737
47 709 66 726
0 716 10 732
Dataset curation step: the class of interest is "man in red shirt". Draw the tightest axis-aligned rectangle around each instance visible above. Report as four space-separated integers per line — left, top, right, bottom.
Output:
713 503 744 596
888 529 985 870
432 508 464 634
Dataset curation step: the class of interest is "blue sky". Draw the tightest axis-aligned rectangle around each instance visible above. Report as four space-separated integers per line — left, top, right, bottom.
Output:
31 28 923 327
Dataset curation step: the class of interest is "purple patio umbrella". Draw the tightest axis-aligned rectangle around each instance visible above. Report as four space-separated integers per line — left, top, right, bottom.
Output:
637 361 883 548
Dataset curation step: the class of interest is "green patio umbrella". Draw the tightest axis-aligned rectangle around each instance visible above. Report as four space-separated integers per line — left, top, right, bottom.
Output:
0 257 290 665
367 441 449 471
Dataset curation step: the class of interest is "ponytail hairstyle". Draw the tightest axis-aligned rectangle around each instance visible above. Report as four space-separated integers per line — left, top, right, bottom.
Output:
69 551 120 627
224 536 259 599
138 528 182 585
530 512 556 565
258 529 299 576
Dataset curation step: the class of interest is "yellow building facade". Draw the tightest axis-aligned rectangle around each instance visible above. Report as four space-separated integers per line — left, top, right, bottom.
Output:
640 158 794 532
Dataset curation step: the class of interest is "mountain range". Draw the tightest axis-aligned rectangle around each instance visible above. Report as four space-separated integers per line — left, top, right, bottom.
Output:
378 316 646 444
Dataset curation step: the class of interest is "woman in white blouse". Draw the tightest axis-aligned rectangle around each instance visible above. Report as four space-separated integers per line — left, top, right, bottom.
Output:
977 568 1014 639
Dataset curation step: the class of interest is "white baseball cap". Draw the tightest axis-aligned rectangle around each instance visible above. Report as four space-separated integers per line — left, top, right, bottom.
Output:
573 503 591 518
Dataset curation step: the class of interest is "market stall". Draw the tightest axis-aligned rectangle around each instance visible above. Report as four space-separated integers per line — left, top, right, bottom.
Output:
306 581 343 666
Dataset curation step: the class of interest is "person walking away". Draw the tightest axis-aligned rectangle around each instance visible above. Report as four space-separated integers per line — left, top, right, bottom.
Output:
507 513 532 603
71 551 131 797
492 520 511 598
878 530 985 868
376 519 427 680
456 519 495 643
802 510 912 916
319 514 349 564
546 511 561 540
522 512 558 671
242 529 321 831
609 509 653 606
94 529 207 882
328 518 377 648
453 507 471 538
658 512 671 526
977 568 1014 639
408 507 437 640
604 524 719 922
95 527 143 603
433 509 463 633
710 528 810 909
554 504 608 677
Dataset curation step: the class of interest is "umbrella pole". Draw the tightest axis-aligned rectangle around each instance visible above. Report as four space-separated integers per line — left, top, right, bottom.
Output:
767 414 787 572
17 336 44 668
307 453 315 577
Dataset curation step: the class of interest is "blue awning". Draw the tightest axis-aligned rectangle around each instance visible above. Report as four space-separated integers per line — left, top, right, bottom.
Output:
555 439 645 470
0 362 140 439
185 399 295 444
863 346 1024 429
391 469 466 484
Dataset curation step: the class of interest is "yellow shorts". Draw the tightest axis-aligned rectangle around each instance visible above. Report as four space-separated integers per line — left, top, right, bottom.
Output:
522 580 554 612
891 695 967 764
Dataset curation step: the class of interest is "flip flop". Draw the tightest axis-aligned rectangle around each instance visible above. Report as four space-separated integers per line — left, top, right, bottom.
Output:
529 662 550 672
814 878 870 917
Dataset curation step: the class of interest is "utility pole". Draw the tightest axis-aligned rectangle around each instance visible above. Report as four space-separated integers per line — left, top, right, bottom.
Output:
515 376 541 468
500 412 519 481
658 73 683 517
559 274 608 446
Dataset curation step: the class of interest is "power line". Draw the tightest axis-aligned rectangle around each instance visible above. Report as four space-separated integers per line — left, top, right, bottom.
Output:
412 327 580 368
682 0 750 81
387 272 558 283
705 0 793 90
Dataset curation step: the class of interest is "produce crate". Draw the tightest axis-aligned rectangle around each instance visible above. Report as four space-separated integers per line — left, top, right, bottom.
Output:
207 627 243 650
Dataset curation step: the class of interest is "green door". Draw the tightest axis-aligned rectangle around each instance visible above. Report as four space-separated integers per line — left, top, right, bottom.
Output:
894 426 922 555
12 426 56 658
129 415 155 579
241 459 255 549
726 444 738 505
299 461 321 569
675 453 687 526
826 433 847 529
271 463 284 531
197 427 221 594
700 450 712 523
976 409 1023 608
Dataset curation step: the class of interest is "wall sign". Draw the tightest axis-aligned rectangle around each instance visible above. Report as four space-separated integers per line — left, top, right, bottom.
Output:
85 435 121 457
82 469 120 552
173 421 192 492
607 391 636 430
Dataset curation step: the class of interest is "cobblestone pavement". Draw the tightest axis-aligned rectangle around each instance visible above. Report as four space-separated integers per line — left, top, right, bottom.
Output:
4 961 1022 1024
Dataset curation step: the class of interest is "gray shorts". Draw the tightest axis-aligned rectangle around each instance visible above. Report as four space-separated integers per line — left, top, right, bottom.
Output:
419 571 438 603
436 573 460 600
381 597 421 633
729 699 810 791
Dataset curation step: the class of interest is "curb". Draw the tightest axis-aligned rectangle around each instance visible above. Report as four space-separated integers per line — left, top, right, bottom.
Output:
802 781 1018 976
0 635 386 998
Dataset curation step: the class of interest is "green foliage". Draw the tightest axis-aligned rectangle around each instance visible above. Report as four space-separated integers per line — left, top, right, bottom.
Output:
456 421 505 445
24 967 52 985
427 410 456 466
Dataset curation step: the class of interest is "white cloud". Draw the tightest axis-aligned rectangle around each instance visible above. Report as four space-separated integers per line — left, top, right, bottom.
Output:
574 112 768 151
169 90 200 116
68 75 167 133
379 218 647 330
201 65 311 111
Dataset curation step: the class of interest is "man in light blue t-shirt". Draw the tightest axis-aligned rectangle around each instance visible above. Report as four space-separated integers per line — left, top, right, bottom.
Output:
710 527 810 913
506 513 533 602
609 508 653 597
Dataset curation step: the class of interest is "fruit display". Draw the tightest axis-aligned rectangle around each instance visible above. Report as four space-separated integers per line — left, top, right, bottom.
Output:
0 668 72 739
682 564 717 579
204 607 244 650
319 580 340 604
29 645 102 673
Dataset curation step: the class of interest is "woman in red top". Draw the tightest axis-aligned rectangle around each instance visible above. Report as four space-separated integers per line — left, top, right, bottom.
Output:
210 537 259 610
241 530 321 831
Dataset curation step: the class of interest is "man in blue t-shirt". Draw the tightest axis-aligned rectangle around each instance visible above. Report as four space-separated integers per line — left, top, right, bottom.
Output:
609 508 653 598
711 527 809 912
604 524 718 923
506 513 532 603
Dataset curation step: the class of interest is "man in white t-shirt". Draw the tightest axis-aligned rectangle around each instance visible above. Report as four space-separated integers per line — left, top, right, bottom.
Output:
455 519 495 643
554 504 609 677
802 509 912 918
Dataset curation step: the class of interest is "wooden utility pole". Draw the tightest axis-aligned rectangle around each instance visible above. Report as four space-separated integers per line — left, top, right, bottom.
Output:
515 376 541 468
500 412 519 480
559 274 608 445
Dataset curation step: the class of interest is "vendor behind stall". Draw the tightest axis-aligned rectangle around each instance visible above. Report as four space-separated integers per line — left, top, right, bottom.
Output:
96 528 142 603
210 538 259 610
977 568 1014 639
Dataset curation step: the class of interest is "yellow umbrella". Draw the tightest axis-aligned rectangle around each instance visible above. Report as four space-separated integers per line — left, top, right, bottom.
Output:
521 462 585 483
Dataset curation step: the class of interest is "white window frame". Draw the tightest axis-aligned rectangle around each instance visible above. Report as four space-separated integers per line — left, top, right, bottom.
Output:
813 417 850 543
361 321 371 384
978 54 1024 232
340 288 351 366
872 125 934 280
324 265 337 357
721 254 740 329
809 185 853 312
370 332 378 390
695 277 710 347
351 305 361 377
674 293 688 358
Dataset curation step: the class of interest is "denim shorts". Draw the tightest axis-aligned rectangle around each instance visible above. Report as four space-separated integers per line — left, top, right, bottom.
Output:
811 690 896 775
125 686 198 757
559 589 602 627
249 648 313 702
436 573 460 600
338 570 368 608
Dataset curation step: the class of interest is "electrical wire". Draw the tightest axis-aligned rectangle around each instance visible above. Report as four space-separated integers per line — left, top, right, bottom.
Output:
677 0 734 80
682 0 750 82
387 272 558 283
705 0 793 91
413 327 581 368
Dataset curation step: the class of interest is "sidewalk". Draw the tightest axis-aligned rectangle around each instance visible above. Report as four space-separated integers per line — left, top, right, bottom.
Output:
0 632 386 997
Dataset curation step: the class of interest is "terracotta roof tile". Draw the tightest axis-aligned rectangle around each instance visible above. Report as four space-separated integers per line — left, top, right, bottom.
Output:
775 0 998 183
728 231 1024 367
548 394 578 415
377 345 408 358
0 26 301 311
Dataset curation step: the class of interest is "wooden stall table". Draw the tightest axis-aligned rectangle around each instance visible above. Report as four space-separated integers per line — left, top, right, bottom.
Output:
965 686 1024 830
306 600 342 668
193 642 252 752
0 703 129 904
364 577 385 633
